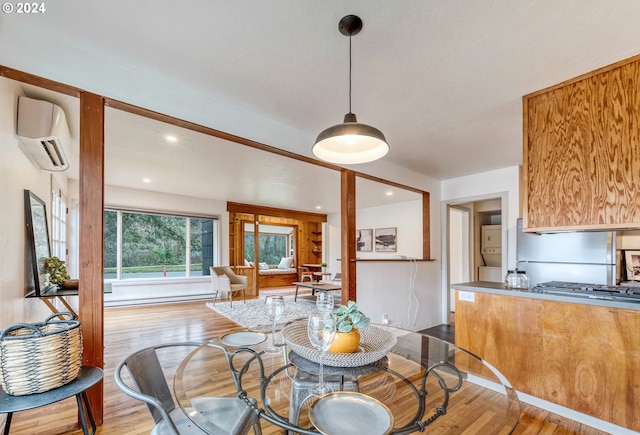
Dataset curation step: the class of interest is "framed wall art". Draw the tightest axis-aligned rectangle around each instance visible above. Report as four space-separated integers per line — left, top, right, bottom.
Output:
375 227 397 252
356 229 372 252
625 250 640 281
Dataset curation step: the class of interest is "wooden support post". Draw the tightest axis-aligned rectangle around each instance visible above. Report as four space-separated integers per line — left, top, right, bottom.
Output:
341 169 357 303
79 91 105 424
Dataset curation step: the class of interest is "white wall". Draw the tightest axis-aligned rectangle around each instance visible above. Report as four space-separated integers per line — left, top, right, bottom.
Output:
354 200 423 260
441 166 520 269
326 187 443 332
0 77 58 329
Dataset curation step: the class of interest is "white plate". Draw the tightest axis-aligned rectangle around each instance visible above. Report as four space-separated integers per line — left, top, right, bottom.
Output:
220 331 266 347
309 392 394 435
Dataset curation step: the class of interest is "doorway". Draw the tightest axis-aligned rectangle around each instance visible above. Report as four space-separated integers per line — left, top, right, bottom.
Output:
442 193 506 325
448 206 471 314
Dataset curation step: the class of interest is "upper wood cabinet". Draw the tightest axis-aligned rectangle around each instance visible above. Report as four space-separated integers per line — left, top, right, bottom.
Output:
522 54 640 232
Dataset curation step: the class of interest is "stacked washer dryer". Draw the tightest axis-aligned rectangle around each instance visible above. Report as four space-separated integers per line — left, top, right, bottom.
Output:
479 225 502 282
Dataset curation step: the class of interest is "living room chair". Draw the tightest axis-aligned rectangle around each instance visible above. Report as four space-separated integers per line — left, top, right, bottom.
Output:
298 266 313 282
211 266 248 308
114 342 261 435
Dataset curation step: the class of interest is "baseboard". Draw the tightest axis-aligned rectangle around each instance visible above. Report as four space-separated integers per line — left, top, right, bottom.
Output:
517 391 634 435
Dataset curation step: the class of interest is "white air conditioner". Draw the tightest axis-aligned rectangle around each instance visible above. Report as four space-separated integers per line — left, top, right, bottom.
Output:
16 96 71 172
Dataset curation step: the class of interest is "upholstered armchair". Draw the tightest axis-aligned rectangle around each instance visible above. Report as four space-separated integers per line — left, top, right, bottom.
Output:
210 266 248 308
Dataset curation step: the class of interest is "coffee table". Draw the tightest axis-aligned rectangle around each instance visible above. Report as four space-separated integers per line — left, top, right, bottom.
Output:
292 281 341 302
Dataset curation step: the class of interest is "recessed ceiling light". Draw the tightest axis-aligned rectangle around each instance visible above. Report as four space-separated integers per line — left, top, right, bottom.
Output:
165 135 177 142
385 190 394 196
142 178 151 183
315 205 322 210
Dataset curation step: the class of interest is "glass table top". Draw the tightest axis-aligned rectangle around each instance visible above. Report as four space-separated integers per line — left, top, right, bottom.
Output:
174 324 520 435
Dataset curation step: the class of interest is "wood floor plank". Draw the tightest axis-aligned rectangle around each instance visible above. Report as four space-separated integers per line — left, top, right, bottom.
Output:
0 296 613 434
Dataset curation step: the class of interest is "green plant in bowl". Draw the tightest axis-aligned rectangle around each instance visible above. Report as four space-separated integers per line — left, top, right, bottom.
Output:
332 300 370 333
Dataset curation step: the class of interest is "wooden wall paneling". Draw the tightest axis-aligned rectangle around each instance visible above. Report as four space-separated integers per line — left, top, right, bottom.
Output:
79 91 105 423
455 290 640 430
341 170 357 302
523 54 640 231
227 203 328 277
228 213 237 265
455 292 543 395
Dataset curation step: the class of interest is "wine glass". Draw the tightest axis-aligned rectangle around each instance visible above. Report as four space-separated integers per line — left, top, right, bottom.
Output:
316 291 334 316
307 315 337 396
264 295 285 353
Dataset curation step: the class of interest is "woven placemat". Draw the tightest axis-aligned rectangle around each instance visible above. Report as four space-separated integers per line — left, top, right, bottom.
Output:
282 319 397 367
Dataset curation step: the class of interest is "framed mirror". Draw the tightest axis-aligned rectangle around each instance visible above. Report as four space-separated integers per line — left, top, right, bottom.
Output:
24 189 52 296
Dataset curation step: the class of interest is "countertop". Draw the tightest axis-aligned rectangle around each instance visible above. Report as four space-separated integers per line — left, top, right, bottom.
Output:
451 281 640 311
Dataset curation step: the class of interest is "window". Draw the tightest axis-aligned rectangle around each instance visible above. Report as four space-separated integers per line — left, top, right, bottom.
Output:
51 186 67 260
104 209 217 279
244 223 294 265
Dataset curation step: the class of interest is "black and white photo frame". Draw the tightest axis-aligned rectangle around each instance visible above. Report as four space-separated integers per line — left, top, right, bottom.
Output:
375 227 397 252
356 229 372 252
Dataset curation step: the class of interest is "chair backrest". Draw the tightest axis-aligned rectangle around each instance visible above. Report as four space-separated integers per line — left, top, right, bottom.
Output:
124 347 174 423
213 266 244 285
114 342 202 426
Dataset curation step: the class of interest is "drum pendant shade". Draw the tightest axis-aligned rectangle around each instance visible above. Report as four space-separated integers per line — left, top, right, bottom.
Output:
312 15 389 164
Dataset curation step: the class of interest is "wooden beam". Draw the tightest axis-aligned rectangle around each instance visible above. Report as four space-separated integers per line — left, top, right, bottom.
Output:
422 192 431 259
79 91 105 424
0 65 82 97
341 169 357 302
227 202 327 223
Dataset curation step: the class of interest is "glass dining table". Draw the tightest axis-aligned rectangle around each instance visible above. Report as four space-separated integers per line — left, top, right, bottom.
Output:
174 321 520 435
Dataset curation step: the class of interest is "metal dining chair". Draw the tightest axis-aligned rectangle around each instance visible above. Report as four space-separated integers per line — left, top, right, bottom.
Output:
114 342 261 435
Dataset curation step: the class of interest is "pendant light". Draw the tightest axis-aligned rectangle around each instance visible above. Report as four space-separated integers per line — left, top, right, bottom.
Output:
312 15 389 164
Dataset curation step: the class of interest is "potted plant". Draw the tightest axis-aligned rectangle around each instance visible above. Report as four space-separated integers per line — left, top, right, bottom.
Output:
44 256 70 287
329 300 370 353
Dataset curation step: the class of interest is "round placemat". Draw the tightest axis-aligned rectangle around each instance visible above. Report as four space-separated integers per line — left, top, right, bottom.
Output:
220 331 266 347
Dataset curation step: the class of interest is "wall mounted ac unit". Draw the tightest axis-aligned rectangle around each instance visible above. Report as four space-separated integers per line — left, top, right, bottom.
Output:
16 96 71 172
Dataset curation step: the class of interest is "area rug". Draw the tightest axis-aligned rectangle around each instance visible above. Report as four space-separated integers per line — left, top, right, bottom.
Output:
206 296 317 332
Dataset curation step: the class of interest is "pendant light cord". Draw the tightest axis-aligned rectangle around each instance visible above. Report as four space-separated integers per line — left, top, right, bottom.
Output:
348 32 352 114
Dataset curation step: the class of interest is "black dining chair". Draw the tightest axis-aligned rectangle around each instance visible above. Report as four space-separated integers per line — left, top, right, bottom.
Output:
114 342 261 435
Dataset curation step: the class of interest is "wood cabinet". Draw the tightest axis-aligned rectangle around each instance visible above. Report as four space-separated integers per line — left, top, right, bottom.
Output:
455 290 640 431
522 54 640 232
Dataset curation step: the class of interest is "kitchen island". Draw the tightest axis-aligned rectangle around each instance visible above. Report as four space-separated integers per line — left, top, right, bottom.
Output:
452 281 640 432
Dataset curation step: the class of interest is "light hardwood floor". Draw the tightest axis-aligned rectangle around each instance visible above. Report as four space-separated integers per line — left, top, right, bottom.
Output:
3 297 610 435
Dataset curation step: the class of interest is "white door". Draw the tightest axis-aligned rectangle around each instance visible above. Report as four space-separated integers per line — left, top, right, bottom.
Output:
449 207 471 312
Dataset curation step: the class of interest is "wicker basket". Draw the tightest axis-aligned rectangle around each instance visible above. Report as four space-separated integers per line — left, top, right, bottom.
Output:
0 312 82 396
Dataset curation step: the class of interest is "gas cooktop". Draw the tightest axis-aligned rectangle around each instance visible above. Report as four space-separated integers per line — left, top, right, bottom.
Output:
533 281 640 303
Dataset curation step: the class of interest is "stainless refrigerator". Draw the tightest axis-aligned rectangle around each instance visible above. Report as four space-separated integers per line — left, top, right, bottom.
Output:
515 219 617 286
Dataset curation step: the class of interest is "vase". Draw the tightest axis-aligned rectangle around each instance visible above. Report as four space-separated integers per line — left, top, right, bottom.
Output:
328 328 360 353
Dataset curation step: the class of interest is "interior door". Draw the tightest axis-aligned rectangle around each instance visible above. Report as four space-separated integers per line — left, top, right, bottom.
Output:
448 206 471 312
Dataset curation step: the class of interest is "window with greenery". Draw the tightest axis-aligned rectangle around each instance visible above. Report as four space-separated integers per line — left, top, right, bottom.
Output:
104 209 217 279
244 224 294 265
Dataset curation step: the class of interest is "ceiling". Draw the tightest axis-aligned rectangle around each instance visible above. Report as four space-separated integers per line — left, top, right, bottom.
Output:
3 1 640 210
